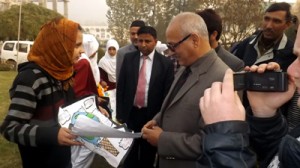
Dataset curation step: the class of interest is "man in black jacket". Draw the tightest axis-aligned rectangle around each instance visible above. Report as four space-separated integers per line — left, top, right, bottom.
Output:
233 2 295 72
234 2 296 110
198 69 257 168
117 26 174 168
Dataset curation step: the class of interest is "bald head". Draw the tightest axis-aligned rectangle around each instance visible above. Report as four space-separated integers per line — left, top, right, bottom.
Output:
167 12 209 40
165 12 212 66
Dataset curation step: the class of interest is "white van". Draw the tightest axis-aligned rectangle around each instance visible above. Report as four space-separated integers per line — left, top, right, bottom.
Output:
0 41 34 66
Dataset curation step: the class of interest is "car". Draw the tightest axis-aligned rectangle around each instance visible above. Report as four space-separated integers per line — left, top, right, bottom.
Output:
0 41 33 67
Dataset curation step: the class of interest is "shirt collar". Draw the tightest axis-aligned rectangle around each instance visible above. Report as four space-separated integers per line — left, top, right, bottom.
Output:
140 49 155 60
250 33 288 50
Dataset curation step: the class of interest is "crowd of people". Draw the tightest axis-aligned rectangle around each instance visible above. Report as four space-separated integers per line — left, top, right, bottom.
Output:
1 1 300 168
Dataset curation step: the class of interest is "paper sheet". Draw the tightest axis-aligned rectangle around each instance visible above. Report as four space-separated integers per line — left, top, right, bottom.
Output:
71 114 141 138
58 95 137 167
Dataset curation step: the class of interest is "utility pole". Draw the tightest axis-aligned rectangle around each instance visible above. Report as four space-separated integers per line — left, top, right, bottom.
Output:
16 0 22 70
52 0 57 12
63 0 69 18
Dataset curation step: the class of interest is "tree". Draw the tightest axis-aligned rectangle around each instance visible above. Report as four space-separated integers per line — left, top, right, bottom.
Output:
106 0 147 46
190 0 267 48
218 0 266 48
106 0 268 48
292 0 300 17
106 0 201 46
0 3 62 41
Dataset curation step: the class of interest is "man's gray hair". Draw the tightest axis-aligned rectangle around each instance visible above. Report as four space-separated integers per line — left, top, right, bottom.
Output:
169 12 209 40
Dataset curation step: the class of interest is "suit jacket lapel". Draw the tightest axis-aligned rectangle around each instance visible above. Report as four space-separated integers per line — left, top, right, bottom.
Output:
159 67 183 113
168 73 198 107
149 52 159 90
132 51 141 87
162 50 218 110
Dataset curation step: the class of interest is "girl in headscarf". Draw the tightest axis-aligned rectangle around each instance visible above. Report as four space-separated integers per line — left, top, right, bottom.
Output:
98 39 119 121
82 34 101 85
98 39 119 90
0 17 84 168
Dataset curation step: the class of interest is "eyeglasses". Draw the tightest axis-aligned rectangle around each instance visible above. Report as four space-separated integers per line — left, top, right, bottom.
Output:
167 34 191 52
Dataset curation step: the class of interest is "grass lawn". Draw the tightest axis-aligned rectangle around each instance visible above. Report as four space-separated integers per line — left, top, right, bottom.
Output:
0 71 113 168
0 71 22 168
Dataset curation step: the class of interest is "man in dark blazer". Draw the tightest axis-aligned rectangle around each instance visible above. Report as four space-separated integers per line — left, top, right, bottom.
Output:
197 9 244 72
117 26 174 168
141 12 229 168
116 20 145 80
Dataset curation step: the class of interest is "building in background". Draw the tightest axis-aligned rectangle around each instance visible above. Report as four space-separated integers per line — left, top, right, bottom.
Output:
82 25 114 50
0 0 113 49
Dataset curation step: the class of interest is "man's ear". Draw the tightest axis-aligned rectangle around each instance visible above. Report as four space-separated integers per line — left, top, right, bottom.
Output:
191 33 200 47
285 21 292 29
210 31 218 41
154 39 158 45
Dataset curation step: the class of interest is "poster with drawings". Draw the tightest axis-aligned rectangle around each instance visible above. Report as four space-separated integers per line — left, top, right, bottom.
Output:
58 95 141 167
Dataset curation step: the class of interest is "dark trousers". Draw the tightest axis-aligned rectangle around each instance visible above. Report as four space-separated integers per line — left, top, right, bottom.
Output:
123 106 157 168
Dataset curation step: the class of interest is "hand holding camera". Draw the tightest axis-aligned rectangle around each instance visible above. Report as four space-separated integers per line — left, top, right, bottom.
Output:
243 63 296 117
234 71 288 92
234 62 289 92
200 62 296 122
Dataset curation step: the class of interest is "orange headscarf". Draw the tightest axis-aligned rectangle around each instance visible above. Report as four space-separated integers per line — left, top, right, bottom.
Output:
28 17 80 90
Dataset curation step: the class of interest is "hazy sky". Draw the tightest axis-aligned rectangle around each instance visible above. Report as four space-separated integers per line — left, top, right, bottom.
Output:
50 0 296 26
50 0 109 26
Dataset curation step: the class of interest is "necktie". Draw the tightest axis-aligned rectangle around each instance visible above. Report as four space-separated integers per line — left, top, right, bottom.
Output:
161 67 191 126
134 55 148 108
166 67 191 108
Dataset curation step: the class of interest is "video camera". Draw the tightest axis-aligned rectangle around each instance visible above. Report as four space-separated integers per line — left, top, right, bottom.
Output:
233 71 288 92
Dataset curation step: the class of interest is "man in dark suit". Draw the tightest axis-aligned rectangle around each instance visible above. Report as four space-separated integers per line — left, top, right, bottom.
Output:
197 9 244 72
116 20 145 80
141 12 229 168
117 26 174 168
